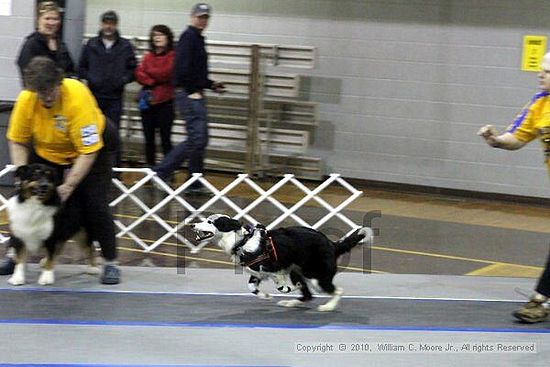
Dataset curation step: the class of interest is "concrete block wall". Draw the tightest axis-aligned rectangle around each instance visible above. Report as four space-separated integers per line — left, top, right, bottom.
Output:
88 1 550 197
0 0 34 100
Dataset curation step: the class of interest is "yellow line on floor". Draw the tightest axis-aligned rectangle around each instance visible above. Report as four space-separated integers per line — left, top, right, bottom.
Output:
0 230 538 275
372 246 494 264
125 233 520 268
466 263 543 278
118 245 381 273
465 263 503 276
338 265 384 274
118 235 223 252
372 245 543 271
114 213 178 225
118 246 234 266
109 211 544 273
0 229 544 270
118 236 383 272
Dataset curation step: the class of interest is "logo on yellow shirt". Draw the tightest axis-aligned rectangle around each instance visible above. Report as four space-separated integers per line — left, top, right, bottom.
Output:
53 115 67 131
81 124 99 146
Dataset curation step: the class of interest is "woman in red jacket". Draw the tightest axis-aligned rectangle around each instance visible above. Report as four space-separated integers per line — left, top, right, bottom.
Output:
135 25 175 166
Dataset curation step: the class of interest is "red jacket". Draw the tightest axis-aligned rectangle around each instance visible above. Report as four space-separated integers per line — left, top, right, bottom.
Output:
135 50 175 105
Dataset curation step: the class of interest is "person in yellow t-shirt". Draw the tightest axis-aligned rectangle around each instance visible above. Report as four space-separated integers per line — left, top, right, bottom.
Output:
1 56 120 284
478 52 550 323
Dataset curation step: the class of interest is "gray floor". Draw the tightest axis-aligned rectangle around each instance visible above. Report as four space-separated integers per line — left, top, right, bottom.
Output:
0 266 548 367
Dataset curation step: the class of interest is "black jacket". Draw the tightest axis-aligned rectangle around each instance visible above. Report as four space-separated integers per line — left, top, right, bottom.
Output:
173 26 213 94
78 31 137 100
16 31 75 78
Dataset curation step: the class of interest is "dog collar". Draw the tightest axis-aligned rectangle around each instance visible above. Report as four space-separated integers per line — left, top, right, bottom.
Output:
231 229 254 255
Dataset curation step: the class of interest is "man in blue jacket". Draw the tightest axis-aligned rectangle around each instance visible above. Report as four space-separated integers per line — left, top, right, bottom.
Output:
153 3 225 193
78 10 136 169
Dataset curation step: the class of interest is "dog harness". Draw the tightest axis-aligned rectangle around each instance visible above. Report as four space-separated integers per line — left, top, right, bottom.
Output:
242 235 279 268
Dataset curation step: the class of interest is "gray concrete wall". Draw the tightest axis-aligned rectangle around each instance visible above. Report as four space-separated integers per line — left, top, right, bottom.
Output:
81 1 550 197
0 0 84 100
0 0 35 100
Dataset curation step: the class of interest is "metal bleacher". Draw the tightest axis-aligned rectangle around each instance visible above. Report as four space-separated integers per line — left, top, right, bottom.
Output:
84 34 322 179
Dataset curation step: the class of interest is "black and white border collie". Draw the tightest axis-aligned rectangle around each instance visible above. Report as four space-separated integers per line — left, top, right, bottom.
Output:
191 214 372 311
6 163 97 286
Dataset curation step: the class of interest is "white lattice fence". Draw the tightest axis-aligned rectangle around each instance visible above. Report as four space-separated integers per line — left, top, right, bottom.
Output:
0 166 363 253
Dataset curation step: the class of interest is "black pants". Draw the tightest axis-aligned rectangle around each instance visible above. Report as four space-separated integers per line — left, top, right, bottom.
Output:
96 98 122 168
536 245 550 297
24 120 119 261
140 100 174 166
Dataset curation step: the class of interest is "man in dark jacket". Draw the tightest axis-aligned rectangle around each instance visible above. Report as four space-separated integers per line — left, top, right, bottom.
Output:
152 3 224 192
78 10 136 168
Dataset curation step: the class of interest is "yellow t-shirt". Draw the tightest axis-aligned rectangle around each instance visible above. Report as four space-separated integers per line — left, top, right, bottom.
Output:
507 91 550 171
7 78 105 165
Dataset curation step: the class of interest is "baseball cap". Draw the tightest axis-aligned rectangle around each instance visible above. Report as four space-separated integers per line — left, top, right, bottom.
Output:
191 3 211 17
101 10 119 23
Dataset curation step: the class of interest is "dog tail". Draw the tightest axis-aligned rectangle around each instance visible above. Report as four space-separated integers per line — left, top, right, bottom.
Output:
335 227 373 256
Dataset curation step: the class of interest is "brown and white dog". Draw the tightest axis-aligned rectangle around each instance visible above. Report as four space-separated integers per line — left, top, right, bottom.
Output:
6 163 97 285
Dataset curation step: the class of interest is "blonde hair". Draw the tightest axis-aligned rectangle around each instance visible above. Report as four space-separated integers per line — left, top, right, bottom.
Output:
37 1 60 17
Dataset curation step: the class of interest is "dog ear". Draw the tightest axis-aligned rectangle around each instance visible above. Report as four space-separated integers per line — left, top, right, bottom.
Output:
215 217 242 232
14 165 30 180
46 166 60 186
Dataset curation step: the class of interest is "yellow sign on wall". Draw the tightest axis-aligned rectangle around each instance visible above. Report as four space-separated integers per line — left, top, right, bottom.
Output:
522 35 547 72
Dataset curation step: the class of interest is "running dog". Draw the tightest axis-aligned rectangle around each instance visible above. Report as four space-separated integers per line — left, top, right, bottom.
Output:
6 163 97 286
190 214 372 311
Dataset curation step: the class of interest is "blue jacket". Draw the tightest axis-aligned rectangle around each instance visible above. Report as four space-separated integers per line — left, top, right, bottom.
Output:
173 26 213 94
78 31 137 100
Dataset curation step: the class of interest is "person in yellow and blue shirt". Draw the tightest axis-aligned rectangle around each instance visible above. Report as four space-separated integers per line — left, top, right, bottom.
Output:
478 52 550 323
0 56 120 284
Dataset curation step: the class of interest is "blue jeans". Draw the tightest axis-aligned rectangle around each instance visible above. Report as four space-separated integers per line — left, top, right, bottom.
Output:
153 91 208 180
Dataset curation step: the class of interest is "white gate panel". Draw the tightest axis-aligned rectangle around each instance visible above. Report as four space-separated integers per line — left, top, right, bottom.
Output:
0 166 364 254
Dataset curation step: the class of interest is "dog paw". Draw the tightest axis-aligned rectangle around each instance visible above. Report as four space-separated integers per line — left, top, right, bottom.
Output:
317 288 343 312
317 303 337 312
8 274 25 286
38 270 55 285
277 299 306 308
257 292 272 300
85 266 100 275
